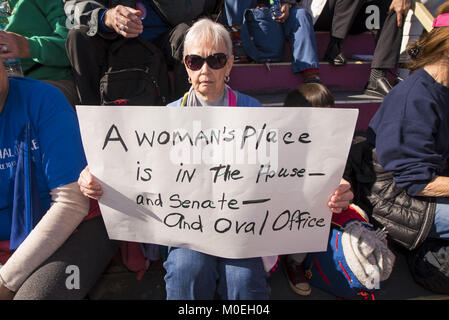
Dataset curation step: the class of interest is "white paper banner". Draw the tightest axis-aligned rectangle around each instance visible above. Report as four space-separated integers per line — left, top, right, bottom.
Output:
77 106 358 259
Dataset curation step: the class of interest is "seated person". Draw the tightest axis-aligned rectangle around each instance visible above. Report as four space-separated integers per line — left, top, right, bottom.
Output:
361 2 449 251
78 19 354 300
305 0 411 97
282 83 334 296
64 0 219 105
0 0 79 106
223 0 321 83
0 62 119 299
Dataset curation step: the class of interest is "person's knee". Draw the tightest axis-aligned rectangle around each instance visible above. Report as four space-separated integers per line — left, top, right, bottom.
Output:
66 25 90 47
222 260 270 299
164 248 215 284
163 248 218 299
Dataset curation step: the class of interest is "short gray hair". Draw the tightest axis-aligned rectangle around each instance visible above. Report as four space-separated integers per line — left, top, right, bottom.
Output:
183 18 233 58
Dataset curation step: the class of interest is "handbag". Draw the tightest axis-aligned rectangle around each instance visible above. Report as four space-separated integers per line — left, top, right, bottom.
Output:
239 7 285 63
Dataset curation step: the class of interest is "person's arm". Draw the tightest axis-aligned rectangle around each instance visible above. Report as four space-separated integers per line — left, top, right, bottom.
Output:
372 89 444 197
417 176 449 197
0 182 89 296
63 0 118 39
1 1 70 66
389 0 412 27
102 5 143 38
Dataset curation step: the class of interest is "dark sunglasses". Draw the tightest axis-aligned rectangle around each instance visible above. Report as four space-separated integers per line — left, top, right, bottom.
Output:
184 53 228 71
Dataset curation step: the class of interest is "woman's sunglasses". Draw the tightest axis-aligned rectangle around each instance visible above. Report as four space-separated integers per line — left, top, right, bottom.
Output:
184 53 228 71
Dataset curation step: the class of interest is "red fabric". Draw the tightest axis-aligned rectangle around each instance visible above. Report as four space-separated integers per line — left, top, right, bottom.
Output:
83 198 102 221
85 200 149 280
119 242 148 280
331 205 368 228
0 241 13 265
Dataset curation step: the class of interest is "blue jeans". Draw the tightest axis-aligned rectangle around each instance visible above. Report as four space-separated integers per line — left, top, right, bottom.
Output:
224 2 319 72
163 247 270 300
429 197 449 239
283 6 320 73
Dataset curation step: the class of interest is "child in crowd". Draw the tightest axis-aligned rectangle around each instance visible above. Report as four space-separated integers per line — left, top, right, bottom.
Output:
282 82 335 296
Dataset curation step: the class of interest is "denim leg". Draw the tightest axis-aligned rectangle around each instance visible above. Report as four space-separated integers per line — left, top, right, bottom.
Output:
216 257 270 300
223 0 257 26
163 247 218 300
429 197 449 240
283 7 320 73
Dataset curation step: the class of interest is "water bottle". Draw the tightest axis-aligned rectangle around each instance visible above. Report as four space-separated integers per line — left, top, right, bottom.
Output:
3 58 22 76
269 0 282 20
0 1 22 76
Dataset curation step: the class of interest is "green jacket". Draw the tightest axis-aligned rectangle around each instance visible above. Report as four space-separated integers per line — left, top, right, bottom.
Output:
5 0 72 80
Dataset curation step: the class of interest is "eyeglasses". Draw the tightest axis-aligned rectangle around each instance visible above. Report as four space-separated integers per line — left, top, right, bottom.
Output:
184 53 228 71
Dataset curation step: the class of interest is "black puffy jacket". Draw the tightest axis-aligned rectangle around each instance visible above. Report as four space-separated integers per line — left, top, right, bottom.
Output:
344 136 436 250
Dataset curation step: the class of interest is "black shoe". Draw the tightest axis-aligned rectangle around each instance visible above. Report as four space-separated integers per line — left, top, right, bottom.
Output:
364 77 393 98
324 52 346 66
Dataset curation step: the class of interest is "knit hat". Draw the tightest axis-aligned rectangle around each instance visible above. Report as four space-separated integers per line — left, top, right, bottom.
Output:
341 220 396 290
304 204 396 298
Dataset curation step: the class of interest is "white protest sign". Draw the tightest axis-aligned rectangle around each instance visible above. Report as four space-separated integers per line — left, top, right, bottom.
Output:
76 106 358 258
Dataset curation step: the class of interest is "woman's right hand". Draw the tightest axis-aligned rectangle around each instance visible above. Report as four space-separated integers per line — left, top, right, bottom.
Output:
78 166 103 200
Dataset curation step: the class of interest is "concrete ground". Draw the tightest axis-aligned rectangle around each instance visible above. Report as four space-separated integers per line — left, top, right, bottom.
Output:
87 243 449 301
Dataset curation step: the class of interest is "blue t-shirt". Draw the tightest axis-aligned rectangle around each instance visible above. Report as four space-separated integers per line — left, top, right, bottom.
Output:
0 77 87 240
367 68 449 196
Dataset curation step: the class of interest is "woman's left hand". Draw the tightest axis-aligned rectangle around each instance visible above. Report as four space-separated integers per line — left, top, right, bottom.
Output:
328 178 353 213
0 31 30 61
275 3 291 23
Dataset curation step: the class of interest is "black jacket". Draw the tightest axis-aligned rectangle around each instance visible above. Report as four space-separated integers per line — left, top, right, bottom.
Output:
344 136 436 250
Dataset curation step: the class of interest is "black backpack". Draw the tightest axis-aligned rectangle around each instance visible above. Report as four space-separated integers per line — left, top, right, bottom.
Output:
100 37 171 106
407 238 449 294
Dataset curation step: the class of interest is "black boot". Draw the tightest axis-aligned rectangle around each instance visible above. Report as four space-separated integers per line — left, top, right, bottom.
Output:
324 36 346 66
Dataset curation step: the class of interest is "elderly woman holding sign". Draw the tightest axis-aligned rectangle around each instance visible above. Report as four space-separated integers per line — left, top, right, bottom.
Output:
78 18 353 299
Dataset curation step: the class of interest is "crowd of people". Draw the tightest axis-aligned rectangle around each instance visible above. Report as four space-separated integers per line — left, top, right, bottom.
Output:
0 0 448 300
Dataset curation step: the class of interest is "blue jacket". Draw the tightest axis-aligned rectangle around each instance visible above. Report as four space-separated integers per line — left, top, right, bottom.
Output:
168 90 262 108
367 68 449 196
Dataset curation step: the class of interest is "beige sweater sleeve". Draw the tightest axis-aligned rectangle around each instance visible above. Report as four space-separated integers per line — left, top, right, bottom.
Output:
0 182 89 292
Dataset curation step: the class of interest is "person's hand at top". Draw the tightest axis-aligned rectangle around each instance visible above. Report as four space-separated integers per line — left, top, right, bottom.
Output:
328 178 353 214
103 5 143 38
78 166 103 200
274 3 292 24
389 0 412 28
0 31 30 62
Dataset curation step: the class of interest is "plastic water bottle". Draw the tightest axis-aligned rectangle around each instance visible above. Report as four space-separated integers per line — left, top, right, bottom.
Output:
3 58 22 76
269 0 282 20
0 1 23 76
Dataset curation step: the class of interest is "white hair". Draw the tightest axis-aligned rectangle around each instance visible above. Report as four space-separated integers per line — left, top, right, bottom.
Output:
183 18 233 58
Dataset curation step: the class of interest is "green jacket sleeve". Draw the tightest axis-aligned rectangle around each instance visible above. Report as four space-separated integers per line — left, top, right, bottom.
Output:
6 0 70 67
